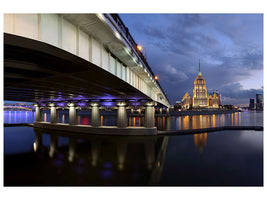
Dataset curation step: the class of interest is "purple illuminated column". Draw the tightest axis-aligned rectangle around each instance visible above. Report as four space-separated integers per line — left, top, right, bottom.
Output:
50 103 59 123
91 102 101 127
35 104 43 122
117 102 127 128
145 102 155 128
69 103 78 125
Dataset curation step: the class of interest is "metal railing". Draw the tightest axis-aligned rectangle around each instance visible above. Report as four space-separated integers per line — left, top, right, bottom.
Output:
104 13 170 105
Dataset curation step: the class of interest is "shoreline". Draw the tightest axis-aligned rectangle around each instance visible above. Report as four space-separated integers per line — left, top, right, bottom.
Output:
128 109 242 117
4 123 263 136
168 109 241 116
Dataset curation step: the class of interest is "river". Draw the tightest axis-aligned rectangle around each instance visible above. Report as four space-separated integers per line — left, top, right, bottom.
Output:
3 110 263 186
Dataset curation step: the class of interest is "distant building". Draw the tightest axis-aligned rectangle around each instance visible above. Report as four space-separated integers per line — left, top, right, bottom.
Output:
209 91 221 108
256 93 263 110
181 61 221 109
249 98 255 110
182 92 191 109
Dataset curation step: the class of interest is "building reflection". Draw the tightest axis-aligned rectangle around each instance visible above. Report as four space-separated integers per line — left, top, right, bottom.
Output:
194 133 207 155
33 128 169 185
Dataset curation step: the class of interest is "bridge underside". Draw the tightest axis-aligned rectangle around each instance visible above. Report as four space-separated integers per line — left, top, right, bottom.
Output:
4 33 155 106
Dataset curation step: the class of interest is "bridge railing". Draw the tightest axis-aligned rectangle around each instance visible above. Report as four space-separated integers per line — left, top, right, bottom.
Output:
103 14 170 105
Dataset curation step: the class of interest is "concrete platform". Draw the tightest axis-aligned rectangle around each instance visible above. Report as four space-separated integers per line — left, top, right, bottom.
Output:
33 122 157 136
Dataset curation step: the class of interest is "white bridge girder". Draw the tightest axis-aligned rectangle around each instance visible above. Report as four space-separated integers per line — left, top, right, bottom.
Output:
4 13 170 107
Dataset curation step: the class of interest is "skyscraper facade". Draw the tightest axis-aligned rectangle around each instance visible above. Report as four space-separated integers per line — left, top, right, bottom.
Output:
256 93 263 110
249 98 255 110
181 61 221 109
192 61 208 108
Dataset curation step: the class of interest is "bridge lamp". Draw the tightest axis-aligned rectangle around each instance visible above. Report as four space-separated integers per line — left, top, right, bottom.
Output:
137 45 146 59
137 45 143 51
155 76 158 80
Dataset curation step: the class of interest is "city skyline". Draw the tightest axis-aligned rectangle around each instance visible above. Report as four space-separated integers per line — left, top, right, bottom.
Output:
120 14 263 106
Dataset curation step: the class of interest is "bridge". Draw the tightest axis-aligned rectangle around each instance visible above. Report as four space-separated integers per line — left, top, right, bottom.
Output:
4 14 170 134
4 106 34 111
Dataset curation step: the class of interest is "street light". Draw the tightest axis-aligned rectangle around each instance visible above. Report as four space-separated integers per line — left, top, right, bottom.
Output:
137 45 143 51
137 45 146 59
155 76 158 80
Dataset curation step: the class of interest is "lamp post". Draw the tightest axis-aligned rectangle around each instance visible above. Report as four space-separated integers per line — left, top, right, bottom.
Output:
137 45 146 59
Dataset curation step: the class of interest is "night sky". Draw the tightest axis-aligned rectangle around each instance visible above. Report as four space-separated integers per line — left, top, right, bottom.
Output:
119 14 263 106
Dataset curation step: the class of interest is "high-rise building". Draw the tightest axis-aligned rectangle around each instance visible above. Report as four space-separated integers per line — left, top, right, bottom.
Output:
192 60 208 108
180 61 222 109
249 98 255 110
256 93 263 110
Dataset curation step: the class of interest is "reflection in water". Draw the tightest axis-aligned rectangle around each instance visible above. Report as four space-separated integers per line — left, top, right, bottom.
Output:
194 133 207 154
32 128 169 185
212 114 216 127
49 135 58 158
3 110 253 131
68 138 76 162
183 116 190 129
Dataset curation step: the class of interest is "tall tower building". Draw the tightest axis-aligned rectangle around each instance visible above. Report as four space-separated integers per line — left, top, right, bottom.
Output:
192 60 208 108
249 98 255 110
256 93 263 110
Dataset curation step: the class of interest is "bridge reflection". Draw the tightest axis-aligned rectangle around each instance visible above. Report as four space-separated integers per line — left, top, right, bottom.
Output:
33 128 169 185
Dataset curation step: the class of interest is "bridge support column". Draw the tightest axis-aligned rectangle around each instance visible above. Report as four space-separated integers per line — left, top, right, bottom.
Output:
91 103 101 127
159 108 163 115
145 102 155 128
35 104 43 122
117 102 127 128
50 103 59 123
69 103 78 125
166 108 170 115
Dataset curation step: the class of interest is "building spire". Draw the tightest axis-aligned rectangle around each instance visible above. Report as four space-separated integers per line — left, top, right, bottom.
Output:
198 59 202 75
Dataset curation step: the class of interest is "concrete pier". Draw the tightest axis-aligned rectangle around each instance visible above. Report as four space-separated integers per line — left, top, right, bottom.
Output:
145 102 155 128
69 103 78 125
117 102 127 128
50 104 59 123
35 105 43 122
91 103 101 127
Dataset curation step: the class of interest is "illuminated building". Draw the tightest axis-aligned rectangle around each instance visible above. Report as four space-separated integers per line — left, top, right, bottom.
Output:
192 60 208 108
208 91 221 108
181 92 191 109
180 61 222 109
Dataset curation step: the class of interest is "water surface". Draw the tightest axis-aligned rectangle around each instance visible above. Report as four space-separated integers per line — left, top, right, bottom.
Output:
4 110 263 186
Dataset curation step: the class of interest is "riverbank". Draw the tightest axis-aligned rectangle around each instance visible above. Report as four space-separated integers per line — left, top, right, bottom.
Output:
4 123 263 136
169 109 240 116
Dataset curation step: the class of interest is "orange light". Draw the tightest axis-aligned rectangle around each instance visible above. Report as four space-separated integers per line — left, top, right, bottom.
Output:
155 76 158 80
137 45 143 51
